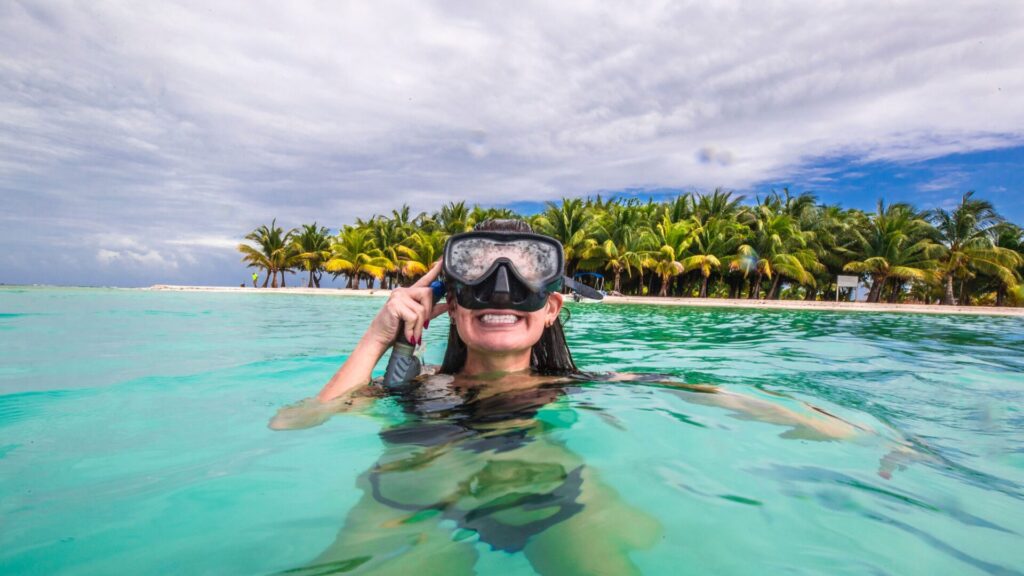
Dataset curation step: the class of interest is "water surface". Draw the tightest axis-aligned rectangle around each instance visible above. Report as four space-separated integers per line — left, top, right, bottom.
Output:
1 287 1022 574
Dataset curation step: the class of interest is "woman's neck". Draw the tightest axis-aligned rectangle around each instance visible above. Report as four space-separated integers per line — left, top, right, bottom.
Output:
461 348 531 378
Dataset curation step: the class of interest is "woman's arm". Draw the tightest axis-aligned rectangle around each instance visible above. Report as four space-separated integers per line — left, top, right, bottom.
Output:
269 389 383 430
314 333 391 402
268 261 447 430
606 373 865 440
316 260 447 402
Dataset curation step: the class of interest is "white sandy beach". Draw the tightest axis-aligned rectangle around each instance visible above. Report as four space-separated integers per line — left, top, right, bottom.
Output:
147 285 1024 317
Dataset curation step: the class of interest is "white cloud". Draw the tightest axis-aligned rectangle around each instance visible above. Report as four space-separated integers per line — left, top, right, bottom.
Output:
917 172 969 192
95 247 177 269
2 0 1023 285
166 236 240 250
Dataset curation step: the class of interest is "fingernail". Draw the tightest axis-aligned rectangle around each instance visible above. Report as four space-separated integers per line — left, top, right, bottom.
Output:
424 320 430 329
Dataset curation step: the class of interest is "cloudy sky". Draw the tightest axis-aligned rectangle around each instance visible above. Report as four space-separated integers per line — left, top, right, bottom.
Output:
2 1 1023 287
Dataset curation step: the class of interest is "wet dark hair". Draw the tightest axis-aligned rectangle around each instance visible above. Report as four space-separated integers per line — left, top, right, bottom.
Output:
439 219 579 376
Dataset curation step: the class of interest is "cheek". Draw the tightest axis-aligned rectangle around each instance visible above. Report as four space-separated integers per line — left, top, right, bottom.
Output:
525 309 549 331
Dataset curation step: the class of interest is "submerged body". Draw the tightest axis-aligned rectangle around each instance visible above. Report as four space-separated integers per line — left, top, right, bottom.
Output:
283 371 662 575
273 368 888 575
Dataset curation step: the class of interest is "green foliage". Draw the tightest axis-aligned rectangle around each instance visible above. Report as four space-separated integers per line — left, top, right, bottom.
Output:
238 192 1024 306
237 219 296 287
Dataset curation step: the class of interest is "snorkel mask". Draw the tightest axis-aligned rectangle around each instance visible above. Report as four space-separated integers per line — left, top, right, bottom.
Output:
443 230 565 312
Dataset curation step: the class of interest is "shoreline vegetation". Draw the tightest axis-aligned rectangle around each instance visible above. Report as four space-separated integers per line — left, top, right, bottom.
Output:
236 190 1024 308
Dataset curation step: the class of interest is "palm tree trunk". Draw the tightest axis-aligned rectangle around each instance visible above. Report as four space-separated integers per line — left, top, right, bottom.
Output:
996 286 1006 307
271 269 279 288
700 275 709 298
658 274 669 297
867 275 883 303
887 280 902 303
613 269 622 293
941 274 955 305
281 271 286 288
767 275 782 299
804 286 818 301
262 270 270 288
308 268 315 288
748 274 762 299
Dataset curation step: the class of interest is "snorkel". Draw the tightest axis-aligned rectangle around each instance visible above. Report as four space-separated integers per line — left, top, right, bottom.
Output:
381 279 446 390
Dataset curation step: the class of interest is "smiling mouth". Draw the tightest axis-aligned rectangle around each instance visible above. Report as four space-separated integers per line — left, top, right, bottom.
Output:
476 312 523 326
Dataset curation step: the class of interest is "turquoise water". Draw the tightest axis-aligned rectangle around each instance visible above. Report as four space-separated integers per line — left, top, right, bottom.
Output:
1 287 1023 575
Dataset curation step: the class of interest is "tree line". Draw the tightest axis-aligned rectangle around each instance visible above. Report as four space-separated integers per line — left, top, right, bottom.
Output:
237 190 1024 306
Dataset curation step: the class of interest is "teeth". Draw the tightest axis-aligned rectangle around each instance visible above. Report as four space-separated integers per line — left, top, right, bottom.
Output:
480 314 518 325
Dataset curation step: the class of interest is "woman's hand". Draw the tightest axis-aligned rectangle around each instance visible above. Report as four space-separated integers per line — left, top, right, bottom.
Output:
314 260 448 403
269 392 381 430
366 260 449 348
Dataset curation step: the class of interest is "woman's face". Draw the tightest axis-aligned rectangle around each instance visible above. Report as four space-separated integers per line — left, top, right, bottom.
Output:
449 293 564 356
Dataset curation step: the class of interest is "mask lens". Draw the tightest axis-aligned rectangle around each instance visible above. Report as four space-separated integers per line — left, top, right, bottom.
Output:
447 237 560 288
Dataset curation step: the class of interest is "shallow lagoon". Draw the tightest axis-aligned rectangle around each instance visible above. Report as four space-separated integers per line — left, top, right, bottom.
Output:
1 287 1023 575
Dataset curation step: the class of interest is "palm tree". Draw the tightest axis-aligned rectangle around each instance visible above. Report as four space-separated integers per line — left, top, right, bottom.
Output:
930 192 1021 305
579 200 651 293
435 201 473 235
237 219 293 288
647 217 693 296
290 223 332 287
534 198 593 275
682 217 746 297
843 202 939 303
990 224 1024 306
741 200 819 299
390 204 425 232
468 205 519 228
664 193 695 224
365 217 404 288
692 188 743 225
325 226 393 289
801 204 856 300
398 230 447 280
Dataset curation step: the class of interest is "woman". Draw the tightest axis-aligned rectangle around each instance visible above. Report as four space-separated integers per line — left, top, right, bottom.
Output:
272 220 873 574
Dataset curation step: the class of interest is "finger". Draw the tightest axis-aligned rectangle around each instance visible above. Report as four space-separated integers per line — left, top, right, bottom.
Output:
412 259 444 288
428 302 449 320
400 286 438 336
397 300 429 343
406 286 436 320
394 301 422 343
409 300 428 345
